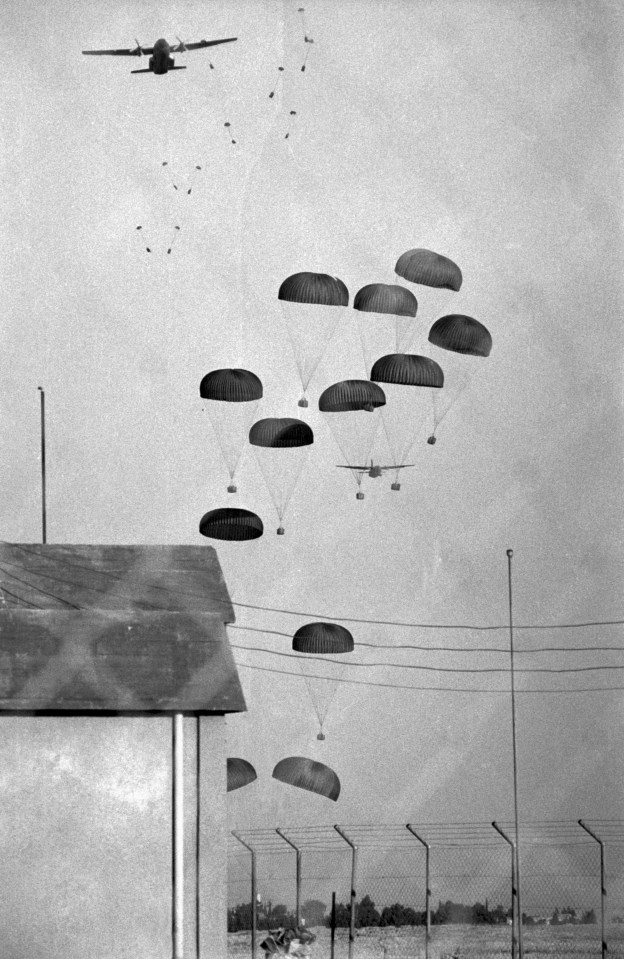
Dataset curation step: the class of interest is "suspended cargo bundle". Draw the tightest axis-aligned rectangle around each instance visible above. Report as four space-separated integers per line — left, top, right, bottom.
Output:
199 507 264 541
278 272 349 407
227 758 258 792
248 417 314 534
371 354 444 490
318 380 386 499
200 369 263 493
394 248 462 326
293 622 354 740
272 756 341 801
353 283 419 377
427 315 492 441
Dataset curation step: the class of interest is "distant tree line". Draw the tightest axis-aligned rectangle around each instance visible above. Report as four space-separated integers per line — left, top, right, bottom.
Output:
228 897 598 932
525 907 597 926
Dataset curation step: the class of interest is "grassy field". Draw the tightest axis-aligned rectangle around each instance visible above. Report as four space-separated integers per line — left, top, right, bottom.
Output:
228 923 624 958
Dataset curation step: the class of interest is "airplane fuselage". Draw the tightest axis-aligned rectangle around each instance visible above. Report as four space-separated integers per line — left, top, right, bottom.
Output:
150 38 175 74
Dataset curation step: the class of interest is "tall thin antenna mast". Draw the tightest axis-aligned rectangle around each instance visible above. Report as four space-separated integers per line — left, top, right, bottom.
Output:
37 387 47 543
507 548 523 957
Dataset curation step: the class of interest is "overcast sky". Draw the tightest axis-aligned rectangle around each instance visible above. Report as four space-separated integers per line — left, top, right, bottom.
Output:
1 0 623 867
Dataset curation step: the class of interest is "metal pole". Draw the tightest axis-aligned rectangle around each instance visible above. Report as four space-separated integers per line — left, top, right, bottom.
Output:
493 821 517 959
37 387 47 543
276 828 302 925
578 820 607 959
173 714 184 959
506 549 524 958
334 825 358 959
195 717 201 959
232 832 257 959
406 825 431 959
330 891 336 959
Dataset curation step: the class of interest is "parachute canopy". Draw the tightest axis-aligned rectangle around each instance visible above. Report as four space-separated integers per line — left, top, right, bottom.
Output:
427 316 492 440
293 624 354 737
249 418 314 448
293 622 354 654
272 756 341 801
248 419 314 532
200 369 263 402
353 283 417 317
429 314 492 357
395 249 462 291
278 273 349 405
227 758 258 792
318 379 386 413
278 272 349 306
199 508 264 541
371 354 444 388
319 381 386 496
200 369 263 492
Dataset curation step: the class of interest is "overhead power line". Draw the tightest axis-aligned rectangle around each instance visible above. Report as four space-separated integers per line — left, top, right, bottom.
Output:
229 624 624 655
231 601 624 632
236 661 624 695
231 643 624 674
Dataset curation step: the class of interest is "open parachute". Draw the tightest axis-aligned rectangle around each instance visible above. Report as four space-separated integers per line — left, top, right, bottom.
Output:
353 283 418 378
200 369 263 493
371 354 443 489
227 758 258 792
278 272 349 407
318 380 386 499
427 314 492 441
272 756 341 801
249 417 313 534
199 507 264 541
293 622 354 740
394 248 462 326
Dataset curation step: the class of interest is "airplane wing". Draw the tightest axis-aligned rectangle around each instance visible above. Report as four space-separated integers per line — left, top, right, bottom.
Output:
336 465 367 470
82 46 153 56
380 464 415 470
175 38 238 51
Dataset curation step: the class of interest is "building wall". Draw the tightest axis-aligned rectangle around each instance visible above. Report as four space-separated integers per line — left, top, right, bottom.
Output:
0 714 228 959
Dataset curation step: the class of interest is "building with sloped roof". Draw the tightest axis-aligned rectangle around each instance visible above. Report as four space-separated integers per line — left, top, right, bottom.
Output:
0 543 246 959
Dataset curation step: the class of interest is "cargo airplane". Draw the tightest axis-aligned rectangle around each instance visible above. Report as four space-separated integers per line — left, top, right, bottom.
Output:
82 36 237 75
336 460 415 478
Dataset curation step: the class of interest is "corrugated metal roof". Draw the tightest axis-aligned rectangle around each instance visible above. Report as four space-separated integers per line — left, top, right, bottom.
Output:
0 544 245 713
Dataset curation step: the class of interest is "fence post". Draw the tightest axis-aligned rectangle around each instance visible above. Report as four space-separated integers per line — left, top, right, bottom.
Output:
492 821 517 959
331 891 336 959
334 825 358 959
579 820 607 959
232 831 257 959
276 828 302 925
406 824 431 959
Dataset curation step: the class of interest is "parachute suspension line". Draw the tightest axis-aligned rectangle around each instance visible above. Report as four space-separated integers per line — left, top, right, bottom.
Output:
161 159 202 194
167 225 181 255
284 110 298 140
431 366 475 438
223 121 237 145
162 161 179 191
301 671 340 738
298 7 314 72
135 224 152 254
268 65 285 99
282 314 320 407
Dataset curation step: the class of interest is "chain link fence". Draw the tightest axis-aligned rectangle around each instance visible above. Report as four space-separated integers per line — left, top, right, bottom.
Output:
228 822 624 959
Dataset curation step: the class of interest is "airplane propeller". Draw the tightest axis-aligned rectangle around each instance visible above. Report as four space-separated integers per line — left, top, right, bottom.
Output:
133 39 142 56
175 36 187 52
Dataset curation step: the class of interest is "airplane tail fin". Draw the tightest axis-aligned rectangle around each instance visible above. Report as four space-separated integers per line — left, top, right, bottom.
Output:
130 68 153 74
169 65 187 70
